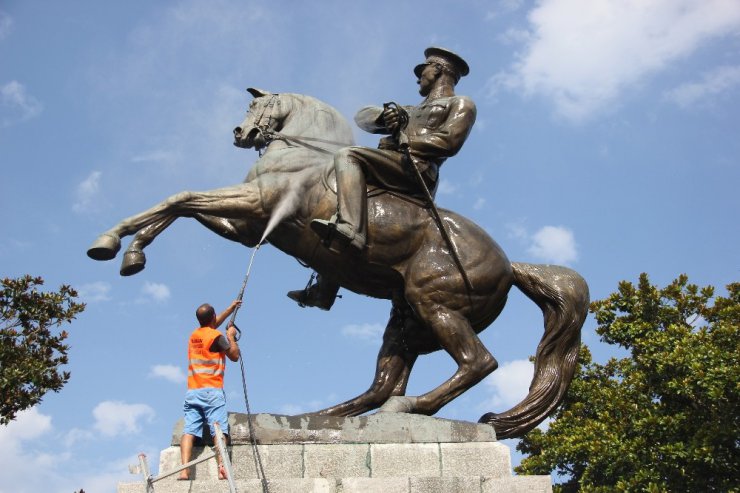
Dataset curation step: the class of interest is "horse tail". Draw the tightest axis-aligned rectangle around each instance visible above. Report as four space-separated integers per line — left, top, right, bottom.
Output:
479 262 589 439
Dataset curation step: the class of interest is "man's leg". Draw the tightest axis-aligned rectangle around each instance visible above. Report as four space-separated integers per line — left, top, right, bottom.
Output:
204 389 230 480
181 390 206 480
311 146 414 252
311 147 368 252
179 433 195 480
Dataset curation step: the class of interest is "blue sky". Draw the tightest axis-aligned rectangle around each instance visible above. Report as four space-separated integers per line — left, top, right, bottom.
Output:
1 1 738 491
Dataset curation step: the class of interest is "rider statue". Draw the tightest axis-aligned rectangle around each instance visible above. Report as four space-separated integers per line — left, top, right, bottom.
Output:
288 47 477 310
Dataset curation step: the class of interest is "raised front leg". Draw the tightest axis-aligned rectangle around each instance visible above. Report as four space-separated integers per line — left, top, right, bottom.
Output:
87 182 263 262
315 305 417 417
119 214 253 276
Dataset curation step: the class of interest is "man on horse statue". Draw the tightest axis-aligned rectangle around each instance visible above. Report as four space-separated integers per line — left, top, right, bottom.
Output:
291 47 477 310
87 45 589 437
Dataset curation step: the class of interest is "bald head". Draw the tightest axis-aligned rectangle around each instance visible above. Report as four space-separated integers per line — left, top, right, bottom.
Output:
196 303 216 326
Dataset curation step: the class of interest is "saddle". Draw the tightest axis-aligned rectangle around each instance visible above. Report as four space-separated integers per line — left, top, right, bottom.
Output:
322 165 433 209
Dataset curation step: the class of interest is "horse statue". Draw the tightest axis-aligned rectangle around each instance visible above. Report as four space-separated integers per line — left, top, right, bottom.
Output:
87 89 589 439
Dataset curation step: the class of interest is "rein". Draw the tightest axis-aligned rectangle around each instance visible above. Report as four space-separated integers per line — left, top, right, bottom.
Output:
264 130 351 155
253 94 352 155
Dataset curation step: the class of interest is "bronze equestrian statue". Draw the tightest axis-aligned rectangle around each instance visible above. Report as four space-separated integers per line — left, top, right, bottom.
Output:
86 48 589 439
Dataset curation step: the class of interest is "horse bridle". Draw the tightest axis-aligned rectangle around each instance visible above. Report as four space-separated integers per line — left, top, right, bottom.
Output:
251 93 352 155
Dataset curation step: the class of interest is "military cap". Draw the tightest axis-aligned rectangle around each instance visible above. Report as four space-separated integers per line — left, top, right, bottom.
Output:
414 47 470 81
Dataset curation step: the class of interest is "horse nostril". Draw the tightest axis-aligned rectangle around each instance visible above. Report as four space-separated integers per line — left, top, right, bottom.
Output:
233 127 242 136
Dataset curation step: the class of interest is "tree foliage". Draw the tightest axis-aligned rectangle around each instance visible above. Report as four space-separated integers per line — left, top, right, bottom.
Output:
516 274 739 492
1 275 85 425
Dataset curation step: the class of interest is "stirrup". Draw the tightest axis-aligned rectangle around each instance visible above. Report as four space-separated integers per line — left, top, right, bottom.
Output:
286 281 338 311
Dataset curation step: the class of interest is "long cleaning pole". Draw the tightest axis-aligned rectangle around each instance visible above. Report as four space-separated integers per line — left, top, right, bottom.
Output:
228 243 269 493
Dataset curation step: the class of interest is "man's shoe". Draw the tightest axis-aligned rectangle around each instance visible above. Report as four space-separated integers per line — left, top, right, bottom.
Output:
310 218 365 253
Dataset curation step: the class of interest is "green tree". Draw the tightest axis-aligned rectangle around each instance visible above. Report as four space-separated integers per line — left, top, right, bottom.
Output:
516 274 739 492
1 275 85 425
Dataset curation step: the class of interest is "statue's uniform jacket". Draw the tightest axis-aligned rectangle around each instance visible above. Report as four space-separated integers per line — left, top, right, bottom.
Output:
329 95 477 241
353 95 477 190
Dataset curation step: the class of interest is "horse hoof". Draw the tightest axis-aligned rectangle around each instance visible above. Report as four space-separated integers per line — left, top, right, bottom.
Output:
120 249 146 276
377 396 418 414
87 234 121 261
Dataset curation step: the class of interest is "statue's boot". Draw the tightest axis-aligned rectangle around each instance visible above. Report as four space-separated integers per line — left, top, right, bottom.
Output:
286 282 337 311
310 217 365 254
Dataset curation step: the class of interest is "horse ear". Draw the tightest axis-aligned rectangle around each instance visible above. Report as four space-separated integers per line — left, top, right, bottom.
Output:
247 87 272 98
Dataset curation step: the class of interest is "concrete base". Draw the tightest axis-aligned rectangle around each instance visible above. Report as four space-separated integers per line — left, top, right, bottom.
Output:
118 412 551 493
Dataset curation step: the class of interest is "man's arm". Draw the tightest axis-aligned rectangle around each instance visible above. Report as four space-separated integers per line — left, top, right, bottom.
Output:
208 324 241 362
214 300 241 328
354 105 415 135
224 323 240 362
354 106 387 134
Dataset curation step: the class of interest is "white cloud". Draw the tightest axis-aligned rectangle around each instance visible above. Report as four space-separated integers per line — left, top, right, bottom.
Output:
278 403 305 415
0 408 66 493
63 427 94 447
77 281 112 302
528 225 578 265
0 407 52 445
491 0 740 121
436 179 458 195
141 281 171 302
92 401 155 437
486 0 525 20
483 359 534 409
506 221 579 265
664 64 740 108
131 149 179 163
149 364 186 384
72 170 102 213
1 80 43 127
341 322 384 343
506 221 529 241
0 11 12 40
473 197 486 210
0 407 146 493
277 395 336 415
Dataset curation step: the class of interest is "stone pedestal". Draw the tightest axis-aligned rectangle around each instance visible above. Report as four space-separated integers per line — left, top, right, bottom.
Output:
118 412 551 493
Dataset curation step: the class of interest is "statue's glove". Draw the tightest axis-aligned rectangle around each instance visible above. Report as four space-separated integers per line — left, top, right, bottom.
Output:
381 103 409 135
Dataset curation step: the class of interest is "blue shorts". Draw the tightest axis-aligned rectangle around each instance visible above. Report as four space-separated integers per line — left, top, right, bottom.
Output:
183 388 229 437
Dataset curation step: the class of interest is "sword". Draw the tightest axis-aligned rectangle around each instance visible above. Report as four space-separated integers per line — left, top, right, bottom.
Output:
382 102 474 293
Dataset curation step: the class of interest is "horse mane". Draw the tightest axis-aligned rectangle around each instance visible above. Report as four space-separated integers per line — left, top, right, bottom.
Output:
279 93 355 146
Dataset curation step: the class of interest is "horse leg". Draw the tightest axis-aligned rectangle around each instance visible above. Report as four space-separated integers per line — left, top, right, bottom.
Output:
87 183 262 261
120 217 175 276
315 305 418 417
405 299 498 416
120 214 253 276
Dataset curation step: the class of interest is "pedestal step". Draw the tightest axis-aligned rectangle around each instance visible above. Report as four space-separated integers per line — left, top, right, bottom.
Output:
156 441 514 480
118 413 552 492
118 475 552 493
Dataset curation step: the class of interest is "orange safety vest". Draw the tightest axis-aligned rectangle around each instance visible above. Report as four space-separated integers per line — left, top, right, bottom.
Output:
187 326 226 389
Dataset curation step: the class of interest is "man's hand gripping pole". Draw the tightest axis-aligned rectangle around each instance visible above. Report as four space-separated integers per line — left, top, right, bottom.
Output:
228 244 262 341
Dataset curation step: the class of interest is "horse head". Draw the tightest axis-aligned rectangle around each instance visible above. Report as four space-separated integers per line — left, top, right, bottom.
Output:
234 89 354 154
233 88 287 151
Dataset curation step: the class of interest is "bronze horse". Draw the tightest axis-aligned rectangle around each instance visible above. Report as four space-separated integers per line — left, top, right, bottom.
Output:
87 89 588 438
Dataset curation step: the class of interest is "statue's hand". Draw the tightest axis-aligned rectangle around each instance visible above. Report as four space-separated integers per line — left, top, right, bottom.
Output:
381 102 409 137
381 105 401 133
